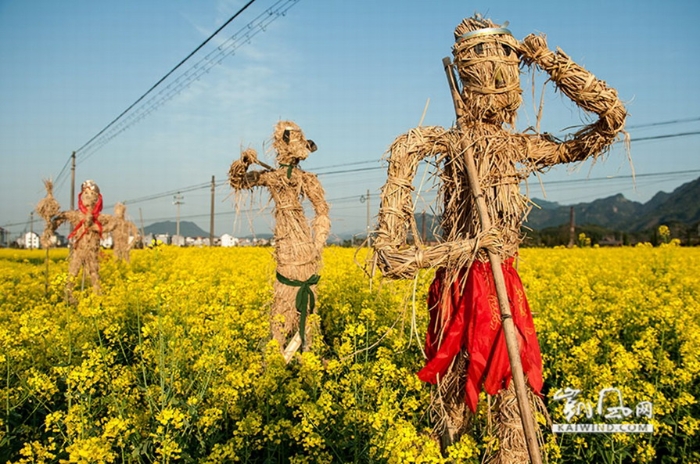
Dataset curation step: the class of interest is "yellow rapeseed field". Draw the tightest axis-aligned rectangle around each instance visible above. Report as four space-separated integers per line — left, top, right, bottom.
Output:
0 244 698 463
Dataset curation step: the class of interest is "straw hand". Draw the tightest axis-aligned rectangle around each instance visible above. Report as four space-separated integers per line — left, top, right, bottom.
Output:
519 33 551 68
240 148 259 167
479 228 505 255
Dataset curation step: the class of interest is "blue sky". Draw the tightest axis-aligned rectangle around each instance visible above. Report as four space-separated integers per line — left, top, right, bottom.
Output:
1 0 699 240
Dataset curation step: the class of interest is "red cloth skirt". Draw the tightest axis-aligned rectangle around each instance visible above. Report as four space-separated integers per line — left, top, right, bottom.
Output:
417 258 543 412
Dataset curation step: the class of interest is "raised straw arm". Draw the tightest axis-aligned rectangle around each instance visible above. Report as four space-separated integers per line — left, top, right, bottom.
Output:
519 34 627 168
443 56 543 464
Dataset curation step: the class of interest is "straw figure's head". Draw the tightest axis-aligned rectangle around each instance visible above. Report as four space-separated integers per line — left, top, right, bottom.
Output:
453 14 522 126
37 179 60 219
79 180 103 215
272 120 317 166
114 202 126 219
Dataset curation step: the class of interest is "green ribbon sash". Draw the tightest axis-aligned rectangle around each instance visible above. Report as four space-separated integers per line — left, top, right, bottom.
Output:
276 271 320 347
278 163 295 179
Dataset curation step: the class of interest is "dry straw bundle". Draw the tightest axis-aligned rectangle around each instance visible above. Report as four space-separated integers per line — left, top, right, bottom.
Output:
36 179 61 249
112 202 140 263
482 382 550 464
36 179 116 301
373 126 501 280
372 13 627 461
229 121 330 359
453 16 523 126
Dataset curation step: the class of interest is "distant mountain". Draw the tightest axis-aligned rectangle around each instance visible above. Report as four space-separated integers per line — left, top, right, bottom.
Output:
627 177 700 231
526 176 700 233
527 193 641 231
144 221 209 237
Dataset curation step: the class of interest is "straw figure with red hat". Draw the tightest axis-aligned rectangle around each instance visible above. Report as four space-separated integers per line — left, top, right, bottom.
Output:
373 14 626 463
229 121 330 362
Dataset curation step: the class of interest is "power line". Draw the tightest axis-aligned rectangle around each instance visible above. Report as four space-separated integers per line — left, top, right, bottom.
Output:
112 124 700 207
74 0 258 158
4 167 698 233
11 122 698 232
630 130 700 143
73 0 299 169
54 0 301 190
626 116 700 130
539 169 700 185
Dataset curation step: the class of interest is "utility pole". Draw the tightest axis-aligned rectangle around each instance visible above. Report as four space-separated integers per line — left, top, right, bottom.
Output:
209 175 215 246
29 211 35 249
70 152 76 210
360 190 371 247
173 193 184 242
567 206 575 248
139 207 146 247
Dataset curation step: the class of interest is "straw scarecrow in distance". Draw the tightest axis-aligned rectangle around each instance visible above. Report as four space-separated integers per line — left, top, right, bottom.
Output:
373 14 626 462
229 121 330 360
111 202 140 263
37 179 116 302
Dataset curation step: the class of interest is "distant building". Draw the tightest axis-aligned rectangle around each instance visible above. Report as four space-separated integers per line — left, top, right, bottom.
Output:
598 236 623 247
191 237 212 247
172 235 185 247
53 233 66 247
21 231 40 249
155 233 170 245
100 235 114 249
220 234 239 247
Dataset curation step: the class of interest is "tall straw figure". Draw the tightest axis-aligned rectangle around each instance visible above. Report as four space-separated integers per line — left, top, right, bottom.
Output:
37 179 116 302
229 121 330 360
373 14 626 462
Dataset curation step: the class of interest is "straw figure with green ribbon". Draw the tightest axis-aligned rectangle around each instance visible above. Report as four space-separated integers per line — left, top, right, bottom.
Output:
372 14 627 463
229 121 330 362
36 179 117 303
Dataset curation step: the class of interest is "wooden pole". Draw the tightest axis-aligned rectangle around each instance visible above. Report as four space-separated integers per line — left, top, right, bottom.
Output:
29 211 34 248
139 208 146 246
70 152 76 211
567 206 575 248
366 190 371 247
442 57 542 464
210 175 215 246
173 193 184 243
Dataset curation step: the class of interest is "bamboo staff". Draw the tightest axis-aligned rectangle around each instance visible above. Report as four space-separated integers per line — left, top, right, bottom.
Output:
442 56 542 464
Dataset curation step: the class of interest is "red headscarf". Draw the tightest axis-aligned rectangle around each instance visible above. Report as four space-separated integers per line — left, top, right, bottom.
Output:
67 191 103 242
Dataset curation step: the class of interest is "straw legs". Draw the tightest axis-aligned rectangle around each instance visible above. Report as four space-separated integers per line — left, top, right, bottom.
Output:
65 241 102 303
431 366 547 463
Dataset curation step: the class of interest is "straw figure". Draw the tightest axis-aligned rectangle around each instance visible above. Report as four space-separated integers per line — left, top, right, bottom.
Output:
111 202 140 263
373 14 626 462
36 179 62 250
37 179 116 302
228 121 330 360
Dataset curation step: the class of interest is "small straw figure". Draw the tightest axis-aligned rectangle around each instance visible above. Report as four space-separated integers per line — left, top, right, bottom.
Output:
37 179 115 302
111 202 140 263
36 179 61 249
228 121 330 360
373 14 626 462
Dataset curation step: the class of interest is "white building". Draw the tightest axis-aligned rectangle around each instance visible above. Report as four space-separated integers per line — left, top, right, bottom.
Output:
100 235 114 249
220 234 239 247
155 234 170 245
21 232 40 249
